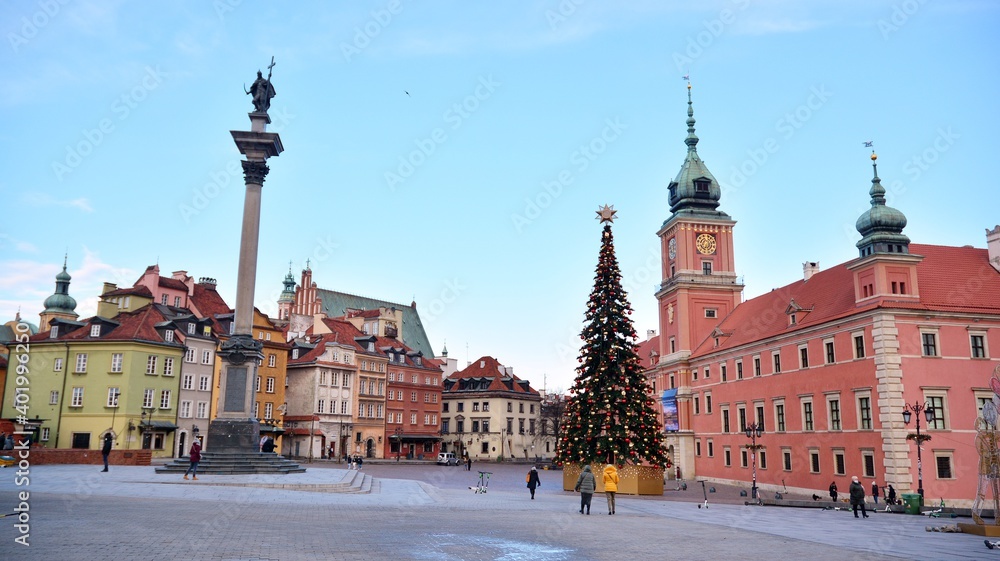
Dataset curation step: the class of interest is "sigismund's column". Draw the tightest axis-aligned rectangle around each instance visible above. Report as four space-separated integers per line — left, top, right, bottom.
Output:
207 62 283 453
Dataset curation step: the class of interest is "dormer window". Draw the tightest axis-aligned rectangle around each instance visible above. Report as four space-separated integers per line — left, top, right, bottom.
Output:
694 179 710 193
668 182 678 202
164 330 174 343
50 326 59 338
90 324 100 337
790 313 797 325
368 342 375 352
187 323 196 334
292 349 299 360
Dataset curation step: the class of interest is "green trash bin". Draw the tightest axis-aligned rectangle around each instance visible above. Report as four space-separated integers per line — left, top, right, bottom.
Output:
901 493 922 514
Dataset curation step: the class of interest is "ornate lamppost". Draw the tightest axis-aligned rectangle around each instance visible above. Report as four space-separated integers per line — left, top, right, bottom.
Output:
744 422 764 500
902 402 935 502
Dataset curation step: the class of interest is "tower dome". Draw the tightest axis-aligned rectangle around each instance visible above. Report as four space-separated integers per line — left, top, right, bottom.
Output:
666 83 730 220
43 258 78 315
856 152 909 257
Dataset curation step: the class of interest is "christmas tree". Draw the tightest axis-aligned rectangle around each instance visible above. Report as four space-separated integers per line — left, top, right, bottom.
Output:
555 205 670 468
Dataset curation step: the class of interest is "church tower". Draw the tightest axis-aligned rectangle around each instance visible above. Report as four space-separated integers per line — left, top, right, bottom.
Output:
39 255 79 330
655 84 744 362
276 262 296 322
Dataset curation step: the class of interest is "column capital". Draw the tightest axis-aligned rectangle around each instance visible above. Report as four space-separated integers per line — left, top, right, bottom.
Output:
242 160 270 185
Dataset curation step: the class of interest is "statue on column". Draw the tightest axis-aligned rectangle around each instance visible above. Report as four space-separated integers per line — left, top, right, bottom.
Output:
246 57 276 113
972 365 1000 526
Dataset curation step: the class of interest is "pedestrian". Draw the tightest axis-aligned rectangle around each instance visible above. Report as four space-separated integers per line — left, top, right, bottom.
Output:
259 435 268 453
3 434 13 450
526 466 541 500
262 436 275 453
183 439 201 481
829 480 838 502
849 475 868 518
101 433 113 472
357 455 363 469
871 480 880 504
887 484 898 506
466 455 472 471
603 463 620 515
574 465 596 515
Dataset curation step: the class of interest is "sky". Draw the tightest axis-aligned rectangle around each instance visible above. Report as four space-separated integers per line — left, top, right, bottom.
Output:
2 0 998 394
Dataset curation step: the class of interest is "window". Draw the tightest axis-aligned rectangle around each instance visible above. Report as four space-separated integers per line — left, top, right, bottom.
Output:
484 402 490 412
412 413 419 425
833 450 845 475
694 395 700 415
268 354 276 367
722 408 730 433
54 358 63 372
75 353 88 373
106 387 120 407
741 449 748 468
180 401 192 418
164 330 174 343
755 404 765 428
799 345 809 368
254 402 260 418
181 374 193 390
858 396 872 430
457 402 464 412
824 340 835 364
90 324 100 337
143 388 154 408
721 364 727 382
41 428 50 441
202 350 213 365
424 393 430 403
810 451 820 473
696 440 702 456
738 406 747 432
705 393 713 414
921 332 938 357
163 357 174 376
773 352 781 373
803 401 814 431
411 392 418 402
705 308 717 319
935 453 954 479
292 349 299 360
783 449 792 471
759 450 767 470
704 367 710 379
161 294 168 305
862 451 875 478
187 323 196 334
145 355 157 375
707 440 714 457
702 261 713 275
971 334 987 358
753 356 761 377
185 348 196 363
854 333 865 359
255 376 261 392
927 395 946 429
50 390 59 405
736 361 743 380
197 402 208 418
442 403 449 413
828 399 841 430
160 390 171 409
318 399 325 413
724 448 731 467
111 353 123 373
199 376 210 392
266 377 275 393
775 403 785 432
70 387 84 407
174 296 181 307
507 418 514 433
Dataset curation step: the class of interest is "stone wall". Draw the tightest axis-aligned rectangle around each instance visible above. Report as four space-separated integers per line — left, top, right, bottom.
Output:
16 448 153 466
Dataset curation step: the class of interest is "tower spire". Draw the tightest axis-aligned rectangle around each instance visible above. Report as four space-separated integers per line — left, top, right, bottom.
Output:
855 151 910 257
666 82 727 219
685 82 699 152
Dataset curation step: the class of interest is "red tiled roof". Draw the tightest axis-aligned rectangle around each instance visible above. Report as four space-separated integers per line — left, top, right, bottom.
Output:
158 277 188 291
189 283 232 318
636 335 660 369
32 304 176 345
446 356 540 396
692 243 1000 357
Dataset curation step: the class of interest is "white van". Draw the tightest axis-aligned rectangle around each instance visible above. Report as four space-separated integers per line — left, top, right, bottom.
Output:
436 452 459 466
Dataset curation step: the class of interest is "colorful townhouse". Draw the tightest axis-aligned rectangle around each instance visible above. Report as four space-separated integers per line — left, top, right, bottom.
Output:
640 88 1000 504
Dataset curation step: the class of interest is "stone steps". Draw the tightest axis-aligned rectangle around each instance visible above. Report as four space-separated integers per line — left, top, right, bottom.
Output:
155 452 305 475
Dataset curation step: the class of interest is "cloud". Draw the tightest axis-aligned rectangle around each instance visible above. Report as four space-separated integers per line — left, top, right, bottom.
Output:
21 192 94 212
0 233 38 253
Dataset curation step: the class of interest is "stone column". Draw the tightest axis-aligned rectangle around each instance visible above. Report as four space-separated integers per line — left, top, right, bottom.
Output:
207 111 283 453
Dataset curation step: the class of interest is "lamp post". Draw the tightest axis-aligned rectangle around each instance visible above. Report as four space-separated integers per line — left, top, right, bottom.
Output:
902 402 935 501
744 422 764 500
394 427 404 462
339 423 351 464
140 407 155 450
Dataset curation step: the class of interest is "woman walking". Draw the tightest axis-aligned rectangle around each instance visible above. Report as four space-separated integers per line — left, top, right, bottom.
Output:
603 464 620 515
526 466 540 499
183 439 202 481
574 465 596 515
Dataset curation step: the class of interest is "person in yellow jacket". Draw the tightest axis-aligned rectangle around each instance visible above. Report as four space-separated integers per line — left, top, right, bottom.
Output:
603 464 620 515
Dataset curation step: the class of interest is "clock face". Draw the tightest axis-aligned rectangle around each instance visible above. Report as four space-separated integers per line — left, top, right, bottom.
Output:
667 238 677 260
696 233 717 255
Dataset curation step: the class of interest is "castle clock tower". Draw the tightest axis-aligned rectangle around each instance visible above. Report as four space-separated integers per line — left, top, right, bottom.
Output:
655 84 744 361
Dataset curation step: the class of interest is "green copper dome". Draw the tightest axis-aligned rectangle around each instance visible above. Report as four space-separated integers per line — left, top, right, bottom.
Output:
278 263 296 303
43 260 78 314
856 153 909 257
667 84 730 220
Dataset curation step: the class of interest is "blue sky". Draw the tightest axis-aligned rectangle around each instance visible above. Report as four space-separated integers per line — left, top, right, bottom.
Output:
2 1 998 393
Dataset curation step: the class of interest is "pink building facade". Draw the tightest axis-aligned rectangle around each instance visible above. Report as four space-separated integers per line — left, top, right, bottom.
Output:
643 87 1000 504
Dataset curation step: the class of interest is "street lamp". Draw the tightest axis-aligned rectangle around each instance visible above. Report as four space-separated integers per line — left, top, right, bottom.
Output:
744 422 764 500
339 423 352 463
902 402 935 501
394 427 404 462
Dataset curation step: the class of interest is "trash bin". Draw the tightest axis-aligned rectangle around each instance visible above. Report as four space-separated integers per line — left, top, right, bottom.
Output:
901 493 922 514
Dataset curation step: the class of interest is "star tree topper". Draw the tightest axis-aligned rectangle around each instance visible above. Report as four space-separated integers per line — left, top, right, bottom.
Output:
596 204 617 223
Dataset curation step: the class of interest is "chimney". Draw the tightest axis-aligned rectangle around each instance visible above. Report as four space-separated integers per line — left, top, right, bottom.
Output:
988 226 1000 273
646 329 656 341
803 261 820 281
172 270 188 280
101 282 118 295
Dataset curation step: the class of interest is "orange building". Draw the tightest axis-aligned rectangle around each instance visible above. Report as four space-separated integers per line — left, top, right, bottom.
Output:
642 89 1000 505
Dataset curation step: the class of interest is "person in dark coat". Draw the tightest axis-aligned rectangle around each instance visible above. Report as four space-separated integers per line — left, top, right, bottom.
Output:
526 466 541 499
849 475 868 518
466 455 472 471
101 433 113 472
574 465 596 515
829 481 838 502
261 436 275 453
183 440 202 480
887 484 898 505
871 480 880 504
